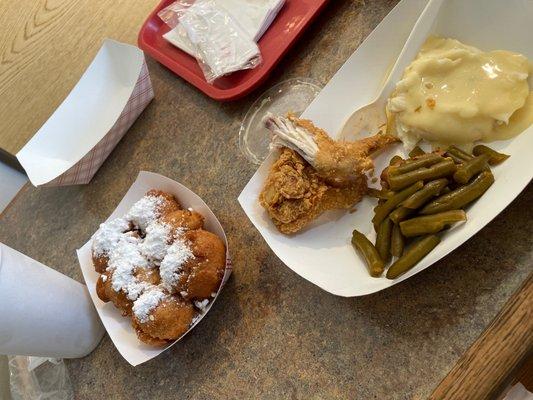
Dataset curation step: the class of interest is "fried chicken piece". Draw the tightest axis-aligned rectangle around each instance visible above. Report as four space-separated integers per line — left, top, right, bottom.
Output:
259 148 366 234
132 296 195 345
265 114 398 187
260 114 398 234
259 148 329 234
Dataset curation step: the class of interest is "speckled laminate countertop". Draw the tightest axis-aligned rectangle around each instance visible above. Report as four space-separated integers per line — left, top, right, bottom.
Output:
0 1 531 399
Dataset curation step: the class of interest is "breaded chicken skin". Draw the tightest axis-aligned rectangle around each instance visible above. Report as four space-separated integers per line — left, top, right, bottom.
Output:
265 114 398 187
260 114 398 234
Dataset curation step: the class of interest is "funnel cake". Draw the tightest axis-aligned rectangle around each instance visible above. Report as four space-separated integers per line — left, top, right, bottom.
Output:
91 190 226 346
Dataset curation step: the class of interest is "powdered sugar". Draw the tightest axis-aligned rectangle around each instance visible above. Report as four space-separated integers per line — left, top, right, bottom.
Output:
194 299 209 313
160 238 194 291
126 281 150 301
108 237 149 301
93 193 173 303
133 288 167 323
191 299 210 325
140 221 171 263
92 193 194 303
126 195 165 231
92 217 130 256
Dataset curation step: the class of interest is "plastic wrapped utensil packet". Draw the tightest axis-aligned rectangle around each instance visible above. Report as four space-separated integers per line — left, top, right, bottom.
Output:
158 0 286 43
175 0 262 83
8 356 73 400
158 0 286 62
158 0 193 27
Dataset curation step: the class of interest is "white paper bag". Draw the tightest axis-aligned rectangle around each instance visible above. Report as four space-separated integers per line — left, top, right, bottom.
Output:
0 243 105 358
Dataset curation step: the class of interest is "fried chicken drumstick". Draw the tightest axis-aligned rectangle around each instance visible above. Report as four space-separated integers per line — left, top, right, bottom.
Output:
265 114 398 187
260 114 398 234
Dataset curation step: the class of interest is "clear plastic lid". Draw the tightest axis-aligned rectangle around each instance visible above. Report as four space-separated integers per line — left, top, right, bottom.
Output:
239 77 322 165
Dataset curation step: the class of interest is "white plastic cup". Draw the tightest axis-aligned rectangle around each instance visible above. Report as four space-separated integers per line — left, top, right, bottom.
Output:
0 243 105 358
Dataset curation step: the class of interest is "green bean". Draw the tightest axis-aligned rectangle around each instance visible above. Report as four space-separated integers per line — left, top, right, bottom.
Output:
446 152 466 165
388 153 443 176
387 158 456 191
390 155 404 166
402 179 448 209
453 154 490 184
441 186 451 195
446 145 473 161
375 218 393 262
389 206 414 224
368 188 394 200
372 181 423 227
391 224 404 257
381 157 403 189
386 235 441 279
400 210 467 237
409 146 426 158
351 230 385 277
473 145 510 165
421 171 495 214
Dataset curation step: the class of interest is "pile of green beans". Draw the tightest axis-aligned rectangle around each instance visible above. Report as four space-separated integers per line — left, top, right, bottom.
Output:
351 145 508 279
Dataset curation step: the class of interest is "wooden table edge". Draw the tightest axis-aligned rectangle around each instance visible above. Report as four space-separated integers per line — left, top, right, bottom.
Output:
0 147 24 173
429 273 533 400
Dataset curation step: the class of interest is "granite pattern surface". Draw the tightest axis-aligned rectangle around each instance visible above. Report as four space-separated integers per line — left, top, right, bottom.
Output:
0 0 532 399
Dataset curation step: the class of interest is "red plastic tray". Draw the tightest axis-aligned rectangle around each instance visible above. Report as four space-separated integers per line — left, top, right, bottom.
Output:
138 0 329 101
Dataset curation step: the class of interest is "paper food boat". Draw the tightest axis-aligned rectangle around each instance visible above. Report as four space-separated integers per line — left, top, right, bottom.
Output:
76 171 231 366
17 40 154 187
239 0 533 296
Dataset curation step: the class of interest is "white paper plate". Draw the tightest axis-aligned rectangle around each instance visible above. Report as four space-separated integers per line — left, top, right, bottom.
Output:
238 0 533 296
77 171 231 366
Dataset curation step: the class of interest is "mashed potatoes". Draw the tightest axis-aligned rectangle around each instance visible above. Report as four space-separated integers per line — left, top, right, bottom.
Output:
387 36 532 149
